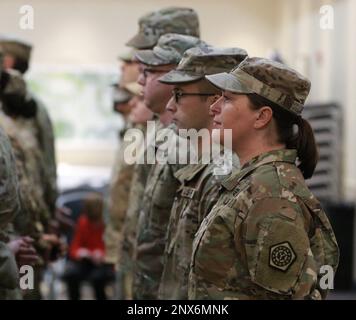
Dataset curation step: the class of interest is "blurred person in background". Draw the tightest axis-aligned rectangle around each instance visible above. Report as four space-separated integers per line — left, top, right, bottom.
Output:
116 81 153 299
62 192 115 300
0 36 63 299
103 49 140 298
0 67 57 299
0 49 34 300
0 35 57 219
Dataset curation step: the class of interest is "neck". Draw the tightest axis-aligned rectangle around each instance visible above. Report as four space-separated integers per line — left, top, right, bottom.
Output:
196 121 214 159
236 138 285 167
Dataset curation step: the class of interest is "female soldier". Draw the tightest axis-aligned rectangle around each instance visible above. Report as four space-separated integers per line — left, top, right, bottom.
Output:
188 57 339 300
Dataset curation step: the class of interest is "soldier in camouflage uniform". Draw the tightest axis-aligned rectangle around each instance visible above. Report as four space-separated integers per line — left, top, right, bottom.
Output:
0 52 23 300
113 82 153 299
104 82 153 297
0 35 57 217
103 60 135 268
119 7 201 299
0 68 51 299
0 125 22 300
187 57 339 299
103 48 149 300
131 34 209 299
156 46 247 299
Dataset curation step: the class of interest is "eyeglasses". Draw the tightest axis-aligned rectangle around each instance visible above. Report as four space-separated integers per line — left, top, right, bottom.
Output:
172 89 216 104
142 68 171 78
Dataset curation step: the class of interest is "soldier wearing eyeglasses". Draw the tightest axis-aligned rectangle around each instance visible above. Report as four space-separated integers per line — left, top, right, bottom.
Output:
131 33 207 299
157 46 247 299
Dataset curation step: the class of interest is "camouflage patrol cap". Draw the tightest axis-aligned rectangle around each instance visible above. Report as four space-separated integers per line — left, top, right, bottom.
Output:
126 7 200 49
112 84 132 104
0 35 32 62
159 46 248 84
135 33 206 66
206 57 311 116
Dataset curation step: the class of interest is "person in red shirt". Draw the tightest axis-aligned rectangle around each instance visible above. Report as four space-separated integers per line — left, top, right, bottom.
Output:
62 192 115 300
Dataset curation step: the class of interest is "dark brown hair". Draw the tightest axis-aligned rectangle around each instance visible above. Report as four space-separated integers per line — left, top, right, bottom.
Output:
247 93 318 179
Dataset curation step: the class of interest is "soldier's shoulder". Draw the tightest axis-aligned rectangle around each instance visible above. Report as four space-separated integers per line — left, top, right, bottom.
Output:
249 161 309 202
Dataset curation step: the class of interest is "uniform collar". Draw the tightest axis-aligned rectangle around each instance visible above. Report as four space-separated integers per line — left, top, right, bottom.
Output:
221 149 297 191
174 163 209 183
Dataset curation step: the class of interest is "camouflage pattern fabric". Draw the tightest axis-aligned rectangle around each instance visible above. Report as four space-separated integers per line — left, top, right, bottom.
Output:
126 7 200 49
133 124 188 300
189 149 339 300
0 125 21 299
118 120 159 299
32 96 57 216
159 46 248 84
206 57 311 116
158 162 227 299
135 34 207 66
104 122 136 266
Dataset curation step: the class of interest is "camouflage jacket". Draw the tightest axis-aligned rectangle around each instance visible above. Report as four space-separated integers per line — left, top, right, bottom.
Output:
119 119 160 264
0 127 21 297
189 149 339 300
32 96 57 216
104 121 136 266
158 162 223 299
0 111 50 242
133 124 187 299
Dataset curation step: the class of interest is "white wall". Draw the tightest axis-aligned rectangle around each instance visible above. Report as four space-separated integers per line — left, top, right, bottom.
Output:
276 0 356 201
0 0 283 67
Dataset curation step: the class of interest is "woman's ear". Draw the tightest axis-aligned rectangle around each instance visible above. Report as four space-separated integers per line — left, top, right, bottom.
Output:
254 106 273 129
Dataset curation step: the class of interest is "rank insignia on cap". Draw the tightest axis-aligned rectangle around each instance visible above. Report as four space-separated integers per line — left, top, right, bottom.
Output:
269 242 296 272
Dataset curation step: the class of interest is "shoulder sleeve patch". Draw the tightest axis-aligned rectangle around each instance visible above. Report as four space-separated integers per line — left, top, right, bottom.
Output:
269 241 296 272
244 200 310 295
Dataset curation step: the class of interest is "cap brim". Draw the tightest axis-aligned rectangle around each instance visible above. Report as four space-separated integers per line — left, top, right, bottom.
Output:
124 82 142 96
117 51 135 62
126 32 156 50
159 70 203 84
205 72 254 94
135 50 171 66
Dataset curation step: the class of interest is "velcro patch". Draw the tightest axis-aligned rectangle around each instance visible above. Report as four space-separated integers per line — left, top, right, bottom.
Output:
181 186 196 199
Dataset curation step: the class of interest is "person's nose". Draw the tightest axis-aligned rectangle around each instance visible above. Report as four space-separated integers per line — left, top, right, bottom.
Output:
210 96 223 116
137 71 145 86
166 96 177 114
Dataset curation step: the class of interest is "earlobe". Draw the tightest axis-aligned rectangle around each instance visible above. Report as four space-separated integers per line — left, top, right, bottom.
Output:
255 107 273 128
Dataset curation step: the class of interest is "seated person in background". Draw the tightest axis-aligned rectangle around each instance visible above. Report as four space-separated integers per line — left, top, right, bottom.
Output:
62 192 115 300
